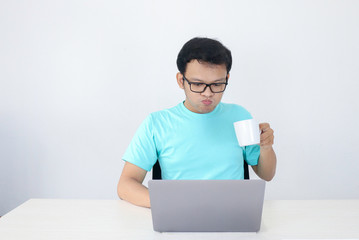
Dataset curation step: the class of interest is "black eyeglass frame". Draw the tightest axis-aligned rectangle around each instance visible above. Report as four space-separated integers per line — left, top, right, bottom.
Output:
182 75 228 93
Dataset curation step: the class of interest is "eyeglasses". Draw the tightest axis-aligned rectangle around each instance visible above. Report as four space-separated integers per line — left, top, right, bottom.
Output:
182 75 228 93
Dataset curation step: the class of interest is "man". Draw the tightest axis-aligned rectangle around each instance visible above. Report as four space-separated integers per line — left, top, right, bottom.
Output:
117 37 276 208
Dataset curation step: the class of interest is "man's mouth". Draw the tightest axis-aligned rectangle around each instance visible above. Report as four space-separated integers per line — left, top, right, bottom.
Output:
202 99 213 106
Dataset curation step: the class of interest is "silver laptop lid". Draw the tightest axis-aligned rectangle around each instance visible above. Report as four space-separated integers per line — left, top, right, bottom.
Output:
149 179 266 232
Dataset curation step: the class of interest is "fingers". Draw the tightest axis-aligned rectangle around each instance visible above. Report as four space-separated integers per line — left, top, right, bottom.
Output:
259 123 270 132
260 134 274 147
259 122 274 147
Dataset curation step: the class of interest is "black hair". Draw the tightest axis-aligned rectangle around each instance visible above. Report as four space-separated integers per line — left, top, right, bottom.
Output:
176 37 232 74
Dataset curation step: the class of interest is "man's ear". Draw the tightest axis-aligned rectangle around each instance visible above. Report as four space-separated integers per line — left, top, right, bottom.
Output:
176 72 184 89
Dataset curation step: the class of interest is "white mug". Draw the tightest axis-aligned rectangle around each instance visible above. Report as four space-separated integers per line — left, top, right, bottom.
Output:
233 119 261 147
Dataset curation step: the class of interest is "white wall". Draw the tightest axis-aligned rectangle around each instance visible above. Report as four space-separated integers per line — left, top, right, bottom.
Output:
1 0 359 216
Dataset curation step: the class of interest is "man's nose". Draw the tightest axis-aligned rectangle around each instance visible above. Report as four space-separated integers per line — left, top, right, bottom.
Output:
201 85 214 97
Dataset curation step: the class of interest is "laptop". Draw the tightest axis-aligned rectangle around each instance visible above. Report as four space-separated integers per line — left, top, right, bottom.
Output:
148 179 266 232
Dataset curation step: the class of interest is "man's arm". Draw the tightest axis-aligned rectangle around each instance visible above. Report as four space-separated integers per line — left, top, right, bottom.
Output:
251 123 277 181
117 162 151 208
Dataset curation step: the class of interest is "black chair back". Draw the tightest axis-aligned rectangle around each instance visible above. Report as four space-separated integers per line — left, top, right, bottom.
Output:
152 160 250 180
152 160 162 180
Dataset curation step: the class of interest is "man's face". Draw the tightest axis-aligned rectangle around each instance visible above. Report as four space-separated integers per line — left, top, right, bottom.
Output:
177 60 229 114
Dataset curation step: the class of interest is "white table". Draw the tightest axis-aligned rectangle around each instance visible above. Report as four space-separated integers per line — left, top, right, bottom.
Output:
0 199 358 240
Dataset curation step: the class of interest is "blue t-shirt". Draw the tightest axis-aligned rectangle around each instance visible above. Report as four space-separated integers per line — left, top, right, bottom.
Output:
123 102 260 180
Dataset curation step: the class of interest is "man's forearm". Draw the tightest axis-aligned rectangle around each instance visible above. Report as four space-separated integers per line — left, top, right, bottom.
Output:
254 146 277 181
117 178 151 208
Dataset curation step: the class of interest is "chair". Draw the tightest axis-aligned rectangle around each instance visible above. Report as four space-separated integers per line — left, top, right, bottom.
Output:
152 159 250 180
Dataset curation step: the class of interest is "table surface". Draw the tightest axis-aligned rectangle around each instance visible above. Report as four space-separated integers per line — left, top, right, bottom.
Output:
0 199 358 240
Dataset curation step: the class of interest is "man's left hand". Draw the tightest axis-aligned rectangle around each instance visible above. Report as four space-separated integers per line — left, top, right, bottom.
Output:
259 123 274 149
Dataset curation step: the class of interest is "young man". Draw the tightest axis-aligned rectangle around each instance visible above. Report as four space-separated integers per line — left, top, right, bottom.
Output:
117 37 276 208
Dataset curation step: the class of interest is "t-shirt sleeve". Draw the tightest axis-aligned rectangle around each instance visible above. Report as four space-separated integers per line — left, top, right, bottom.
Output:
243 144 260 165
122 114 157 171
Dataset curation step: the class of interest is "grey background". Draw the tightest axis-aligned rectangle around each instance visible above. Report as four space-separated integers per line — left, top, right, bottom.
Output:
1 0 359 216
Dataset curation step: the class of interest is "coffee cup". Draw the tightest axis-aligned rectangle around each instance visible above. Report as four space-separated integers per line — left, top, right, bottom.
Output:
233 119 261 147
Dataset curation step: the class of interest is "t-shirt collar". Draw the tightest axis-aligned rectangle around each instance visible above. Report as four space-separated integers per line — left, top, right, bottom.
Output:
179 101 222 117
